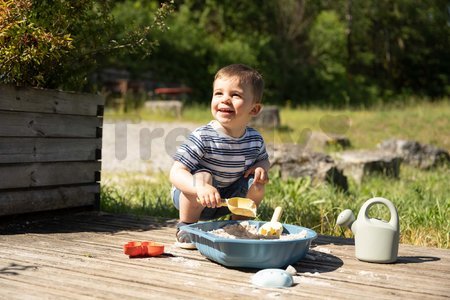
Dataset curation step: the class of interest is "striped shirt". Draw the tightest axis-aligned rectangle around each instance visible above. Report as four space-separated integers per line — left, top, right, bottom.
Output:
173 121 269 188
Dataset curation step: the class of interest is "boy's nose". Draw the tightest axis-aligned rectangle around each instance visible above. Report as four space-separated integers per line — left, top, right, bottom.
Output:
221 95 232 103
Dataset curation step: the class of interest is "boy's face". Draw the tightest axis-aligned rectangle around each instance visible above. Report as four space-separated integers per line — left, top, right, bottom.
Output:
211 76 261 137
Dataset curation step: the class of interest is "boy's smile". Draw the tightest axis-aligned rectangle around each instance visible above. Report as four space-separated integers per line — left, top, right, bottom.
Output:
211 76 261 137
217 107 235 114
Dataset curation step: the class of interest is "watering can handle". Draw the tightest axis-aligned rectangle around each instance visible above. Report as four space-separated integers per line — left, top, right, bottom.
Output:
357 197 399 229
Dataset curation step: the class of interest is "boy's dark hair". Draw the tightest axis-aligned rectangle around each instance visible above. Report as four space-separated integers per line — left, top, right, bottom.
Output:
214 64 264 103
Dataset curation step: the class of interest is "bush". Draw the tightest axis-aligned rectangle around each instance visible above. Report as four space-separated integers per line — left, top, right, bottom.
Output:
0 0 173 90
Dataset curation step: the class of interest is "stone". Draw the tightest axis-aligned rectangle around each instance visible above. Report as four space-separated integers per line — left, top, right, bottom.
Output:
267 144 348 190
144 100 183 118
250 106 280 129
334 150 403 184
377 139 450 169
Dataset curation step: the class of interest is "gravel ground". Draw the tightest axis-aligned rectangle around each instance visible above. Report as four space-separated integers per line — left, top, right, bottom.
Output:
102 121 199 173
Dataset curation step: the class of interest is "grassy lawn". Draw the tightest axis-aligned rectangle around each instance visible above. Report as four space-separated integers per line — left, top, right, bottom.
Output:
102 99 450 248
273 101 450 151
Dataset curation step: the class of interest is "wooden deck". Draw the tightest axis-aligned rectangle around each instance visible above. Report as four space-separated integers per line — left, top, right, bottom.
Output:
0 212 448 299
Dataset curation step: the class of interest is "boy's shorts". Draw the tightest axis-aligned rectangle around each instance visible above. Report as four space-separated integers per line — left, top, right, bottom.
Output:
171 174 254 220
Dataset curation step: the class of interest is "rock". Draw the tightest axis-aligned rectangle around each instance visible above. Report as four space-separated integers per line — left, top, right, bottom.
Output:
250 105 280 128
378 139 450 169
267 144 348 190
334 150 402 184
285 265 297 276
144 100 183 118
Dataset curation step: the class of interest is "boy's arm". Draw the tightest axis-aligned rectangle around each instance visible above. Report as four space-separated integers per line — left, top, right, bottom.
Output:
169 161 197 195
169 161 222 206
252 158 270 172
244 158 270 184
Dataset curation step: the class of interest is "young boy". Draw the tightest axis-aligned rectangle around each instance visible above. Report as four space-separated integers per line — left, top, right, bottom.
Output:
169 64 270 248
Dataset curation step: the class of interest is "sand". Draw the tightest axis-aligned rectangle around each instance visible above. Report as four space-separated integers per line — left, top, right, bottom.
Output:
208 221 308 240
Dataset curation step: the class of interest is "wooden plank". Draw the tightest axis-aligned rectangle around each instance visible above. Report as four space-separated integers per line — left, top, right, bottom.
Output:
23 229 450 295
0 238 439 300
0 246 323 299
0 84 104 116
0 213 448 299
0 184 99 216
0 161 100 189
52 226 450 287
0 256 246 300
0 111 102 138
0 278 72 299
0 137 101 163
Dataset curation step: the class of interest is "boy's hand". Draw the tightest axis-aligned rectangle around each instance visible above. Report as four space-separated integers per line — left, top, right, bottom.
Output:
244 166 269 184
196 184 222 208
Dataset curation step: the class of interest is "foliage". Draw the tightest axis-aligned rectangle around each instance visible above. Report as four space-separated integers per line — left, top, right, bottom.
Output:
0 0 174 90
346 0 449 99
308 10 349 106
109 0 270 101
0 0 73 87
2 0 447 103
108 0 449 107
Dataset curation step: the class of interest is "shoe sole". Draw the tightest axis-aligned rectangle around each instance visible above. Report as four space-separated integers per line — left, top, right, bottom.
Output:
174 241 197 250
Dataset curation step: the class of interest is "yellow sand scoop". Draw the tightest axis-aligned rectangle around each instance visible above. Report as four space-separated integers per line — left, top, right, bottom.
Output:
221 197 257 218
198 197 257 218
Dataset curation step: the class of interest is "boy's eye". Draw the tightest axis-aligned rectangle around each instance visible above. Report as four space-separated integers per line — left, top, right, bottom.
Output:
232 93 241 98
214 92 223 96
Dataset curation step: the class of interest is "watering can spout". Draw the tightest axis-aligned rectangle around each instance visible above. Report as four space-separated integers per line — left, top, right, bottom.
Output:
336 209 356 232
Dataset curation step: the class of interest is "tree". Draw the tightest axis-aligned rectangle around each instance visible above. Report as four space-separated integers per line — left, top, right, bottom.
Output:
141 0 272 102
74 0 448 106
345 0 449 99
309 10 349 105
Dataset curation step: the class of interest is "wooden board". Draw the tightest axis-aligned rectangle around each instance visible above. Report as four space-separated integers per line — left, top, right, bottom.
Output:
0 161 100 189
0 137 101 163
0 184 99 216
0 84 104 116
0 111 102 138
0 84 104 216
0 212 448 299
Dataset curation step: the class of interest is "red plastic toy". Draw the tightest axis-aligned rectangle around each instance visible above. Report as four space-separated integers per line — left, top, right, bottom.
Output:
124 241 164 257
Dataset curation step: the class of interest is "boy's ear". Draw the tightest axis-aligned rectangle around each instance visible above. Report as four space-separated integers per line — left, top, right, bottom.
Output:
250 103 262 116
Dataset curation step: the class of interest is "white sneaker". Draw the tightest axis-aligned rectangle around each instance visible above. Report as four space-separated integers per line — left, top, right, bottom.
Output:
175 229 197 250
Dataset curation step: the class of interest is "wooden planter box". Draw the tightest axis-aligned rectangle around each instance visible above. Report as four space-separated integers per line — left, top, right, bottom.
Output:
0 84 104 216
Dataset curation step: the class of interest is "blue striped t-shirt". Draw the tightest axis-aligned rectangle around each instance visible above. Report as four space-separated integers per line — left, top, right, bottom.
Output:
173 121 269 188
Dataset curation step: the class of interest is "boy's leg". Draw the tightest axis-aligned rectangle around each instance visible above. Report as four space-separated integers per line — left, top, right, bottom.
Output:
178 171 213 223
174 171 215 249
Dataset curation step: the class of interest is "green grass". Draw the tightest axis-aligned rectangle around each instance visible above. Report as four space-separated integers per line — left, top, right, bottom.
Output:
105 99 450 151
101 164 449 248
269 100 450 151
104 103 212 123
102 99 450 248
100 172 177 219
